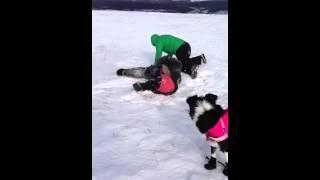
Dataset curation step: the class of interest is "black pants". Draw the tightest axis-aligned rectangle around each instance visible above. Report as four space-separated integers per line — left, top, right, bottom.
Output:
176 42 202 75
121 65 160 80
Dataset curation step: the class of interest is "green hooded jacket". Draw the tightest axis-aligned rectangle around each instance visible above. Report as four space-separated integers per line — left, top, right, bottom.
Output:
151 34 185 64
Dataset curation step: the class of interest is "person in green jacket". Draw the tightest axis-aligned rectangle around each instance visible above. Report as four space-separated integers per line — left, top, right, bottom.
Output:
151 34 206 79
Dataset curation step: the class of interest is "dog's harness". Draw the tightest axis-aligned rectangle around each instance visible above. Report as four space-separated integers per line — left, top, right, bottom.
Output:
206 109 228 143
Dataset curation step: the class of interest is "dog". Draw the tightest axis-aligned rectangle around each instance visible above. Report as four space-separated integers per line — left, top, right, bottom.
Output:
186 93 228 176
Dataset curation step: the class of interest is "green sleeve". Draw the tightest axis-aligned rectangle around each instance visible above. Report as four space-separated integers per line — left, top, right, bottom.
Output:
154 43 163 64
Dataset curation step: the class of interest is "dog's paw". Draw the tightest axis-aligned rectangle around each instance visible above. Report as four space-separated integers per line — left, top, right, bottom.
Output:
223 164 228 176
204 163 216 170
204 157 216 170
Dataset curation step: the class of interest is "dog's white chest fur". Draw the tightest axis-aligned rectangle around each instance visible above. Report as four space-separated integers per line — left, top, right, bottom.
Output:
193 100 213 123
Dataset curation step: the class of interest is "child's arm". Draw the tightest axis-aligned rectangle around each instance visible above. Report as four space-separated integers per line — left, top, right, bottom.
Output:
133 79 160 92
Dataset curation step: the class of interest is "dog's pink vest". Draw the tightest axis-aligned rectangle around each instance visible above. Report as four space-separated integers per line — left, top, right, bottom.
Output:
206 109 228 143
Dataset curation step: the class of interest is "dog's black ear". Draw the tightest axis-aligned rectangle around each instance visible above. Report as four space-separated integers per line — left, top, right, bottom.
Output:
216 105 225 117
186 95 198 105
205 93 218 104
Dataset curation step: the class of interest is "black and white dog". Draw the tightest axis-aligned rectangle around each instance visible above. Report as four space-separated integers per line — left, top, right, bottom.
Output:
186 93 228 176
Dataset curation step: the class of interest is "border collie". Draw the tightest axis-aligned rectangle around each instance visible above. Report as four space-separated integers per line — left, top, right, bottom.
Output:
186 93 228 176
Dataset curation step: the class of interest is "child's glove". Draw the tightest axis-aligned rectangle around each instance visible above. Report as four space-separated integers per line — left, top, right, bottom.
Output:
133 82 144 91
133 80 159 92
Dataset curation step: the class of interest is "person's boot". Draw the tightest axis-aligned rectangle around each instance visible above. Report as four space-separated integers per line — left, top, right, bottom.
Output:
190 64 199 79
116 69 125 76
201 54 207 64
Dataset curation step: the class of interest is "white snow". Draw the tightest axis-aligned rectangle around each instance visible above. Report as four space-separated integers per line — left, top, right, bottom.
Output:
93 10 228 180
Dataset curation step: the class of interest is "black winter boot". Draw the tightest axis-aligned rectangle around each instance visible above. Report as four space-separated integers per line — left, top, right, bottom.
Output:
201 54 207 64
190 64 199 79
116 69 124 76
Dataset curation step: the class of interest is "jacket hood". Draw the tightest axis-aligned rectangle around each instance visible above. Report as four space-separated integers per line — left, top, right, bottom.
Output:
151 34 159 46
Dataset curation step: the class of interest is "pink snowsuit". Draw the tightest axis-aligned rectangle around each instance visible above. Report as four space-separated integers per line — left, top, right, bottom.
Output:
206 109 228 143
156 68 175 94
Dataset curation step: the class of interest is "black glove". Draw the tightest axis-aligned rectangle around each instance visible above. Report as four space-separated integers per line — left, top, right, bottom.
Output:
133 82 144 91
133 80 159 92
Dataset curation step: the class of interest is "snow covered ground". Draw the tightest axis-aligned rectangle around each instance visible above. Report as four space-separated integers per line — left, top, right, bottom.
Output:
92 10 228 180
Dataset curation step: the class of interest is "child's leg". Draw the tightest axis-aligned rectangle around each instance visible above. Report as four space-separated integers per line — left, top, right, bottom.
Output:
144 65 160 79
189 56 203 66
117 65 160 79
183 55 206 79
117 67 147 78
176 43 205 78
181 58 201 79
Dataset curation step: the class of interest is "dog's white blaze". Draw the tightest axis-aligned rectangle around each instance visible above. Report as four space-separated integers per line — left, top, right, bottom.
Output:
202 100 213 111
193 100 213 123
211 152 216 158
